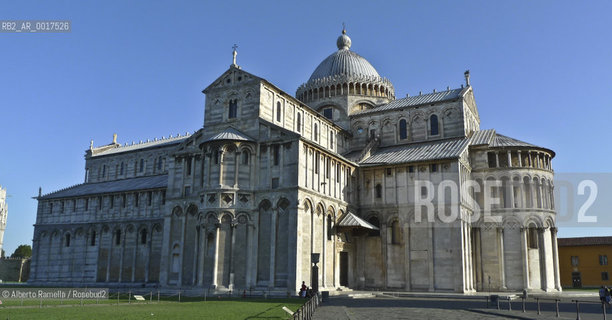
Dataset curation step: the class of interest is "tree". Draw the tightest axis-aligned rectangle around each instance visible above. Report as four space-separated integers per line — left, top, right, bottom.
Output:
11 245 32 259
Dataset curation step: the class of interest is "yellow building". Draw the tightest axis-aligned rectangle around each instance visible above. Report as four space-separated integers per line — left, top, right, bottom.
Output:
558 237 612 288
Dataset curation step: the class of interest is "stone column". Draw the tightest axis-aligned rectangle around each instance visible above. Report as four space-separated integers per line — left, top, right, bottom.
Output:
498 227 507 289
538 227 549 291
229 220 237 290
403 221 411 291
118 226 125 283
104 230 110 283
428 223 434 291
279 145 284 186
321 212 326 288
204 151 211 187
234 151 240 188
178 213 187 286
304 147 309 189
507 151 512 167
145 226 152 283
197 224 206 286
131 230 137 282
267 145 271 189
269 209 277 288
212 223 220 288
551 227 562 290
245 221 253 288
218 150 224 187
474 227 483 291
520 227 530 289
192 226 199 285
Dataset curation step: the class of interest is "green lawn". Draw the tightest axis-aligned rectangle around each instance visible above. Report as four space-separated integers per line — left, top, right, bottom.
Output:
0 298 304 319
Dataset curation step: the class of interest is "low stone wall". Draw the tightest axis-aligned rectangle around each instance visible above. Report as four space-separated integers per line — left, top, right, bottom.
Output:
0 258 30 282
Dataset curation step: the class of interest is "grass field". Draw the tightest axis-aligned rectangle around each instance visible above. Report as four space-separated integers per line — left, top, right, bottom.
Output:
0 298 304 319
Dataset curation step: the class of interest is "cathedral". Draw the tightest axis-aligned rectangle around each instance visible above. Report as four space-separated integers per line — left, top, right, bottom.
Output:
30 29 561 293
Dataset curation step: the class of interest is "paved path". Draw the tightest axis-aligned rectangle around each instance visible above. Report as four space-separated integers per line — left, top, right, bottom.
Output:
313 294 609 320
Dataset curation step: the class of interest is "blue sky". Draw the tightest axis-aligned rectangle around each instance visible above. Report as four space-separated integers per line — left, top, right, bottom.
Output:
0 1 611 255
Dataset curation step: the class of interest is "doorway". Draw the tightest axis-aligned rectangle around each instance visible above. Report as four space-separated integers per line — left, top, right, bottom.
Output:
572 272 582 288
340 252 349 286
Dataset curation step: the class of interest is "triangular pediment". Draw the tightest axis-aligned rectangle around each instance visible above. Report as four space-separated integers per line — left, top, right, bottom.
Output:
202 65 262 94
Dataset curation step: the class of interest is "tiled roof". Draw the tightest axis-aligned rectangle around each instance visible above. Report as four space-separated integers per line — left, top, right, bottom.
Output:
338 212 379 230
354 88 463 115
468 129 496 146
360 138 469 165
558 237 612 247
93 135 189 157
203 127 254 143
40 175 168 200
491 134 540 148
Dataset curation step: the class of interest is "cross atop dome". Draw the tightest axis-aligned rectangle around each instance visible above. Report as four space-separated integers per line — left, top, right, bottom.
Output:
337 26 351 50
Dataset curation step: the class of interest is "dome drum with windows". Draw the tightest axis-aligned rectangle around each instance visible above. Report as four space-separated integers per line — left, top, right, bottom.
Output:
296 29 395 106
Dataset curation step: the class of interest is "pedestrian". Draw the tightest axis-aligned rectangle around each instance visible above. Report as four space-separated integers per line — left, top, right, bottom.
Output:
600 286 607 304
299 281 308 298
605 286 611 306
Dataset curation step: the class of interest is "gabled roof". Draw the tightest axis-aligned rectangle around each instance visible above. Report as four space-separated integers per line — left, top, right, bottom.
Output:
92 135 189 157
202 65 262 93
40 175 168 200
360 137 469 165
558 237 612 247
354 87 464 115
203 127 254 143
338 212 379 230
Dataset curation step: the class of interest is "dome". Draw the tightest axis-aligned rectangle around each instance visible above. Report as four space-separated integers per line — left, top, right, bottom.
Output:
296 29 395 106
308 49 381 82
308 30 380 82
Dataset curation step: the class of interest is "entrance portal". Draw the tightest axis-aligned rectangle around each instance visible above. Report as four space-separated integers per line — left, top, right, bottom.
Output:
340 252 348 286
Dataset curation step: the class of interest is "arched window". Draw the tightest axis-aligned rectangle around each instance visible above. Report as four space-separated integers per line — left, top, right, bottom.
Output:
228 99 238 119
430 114 439 136
375 184 382 198
297 113 302 132
273 145 280 166
157 156 163 171
120 162 124 175
314 123 318 141
102 165 106 178
139 159 144 173
171 244 180 273
140 229 147 245
329 130 334 148
327 215 333 241
527 226 538 249
242 150 249 165
90 231 96 246
65 234 71 247
115 229 121 246
276 102 282 122
213 149 219 165
399 119 408 140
